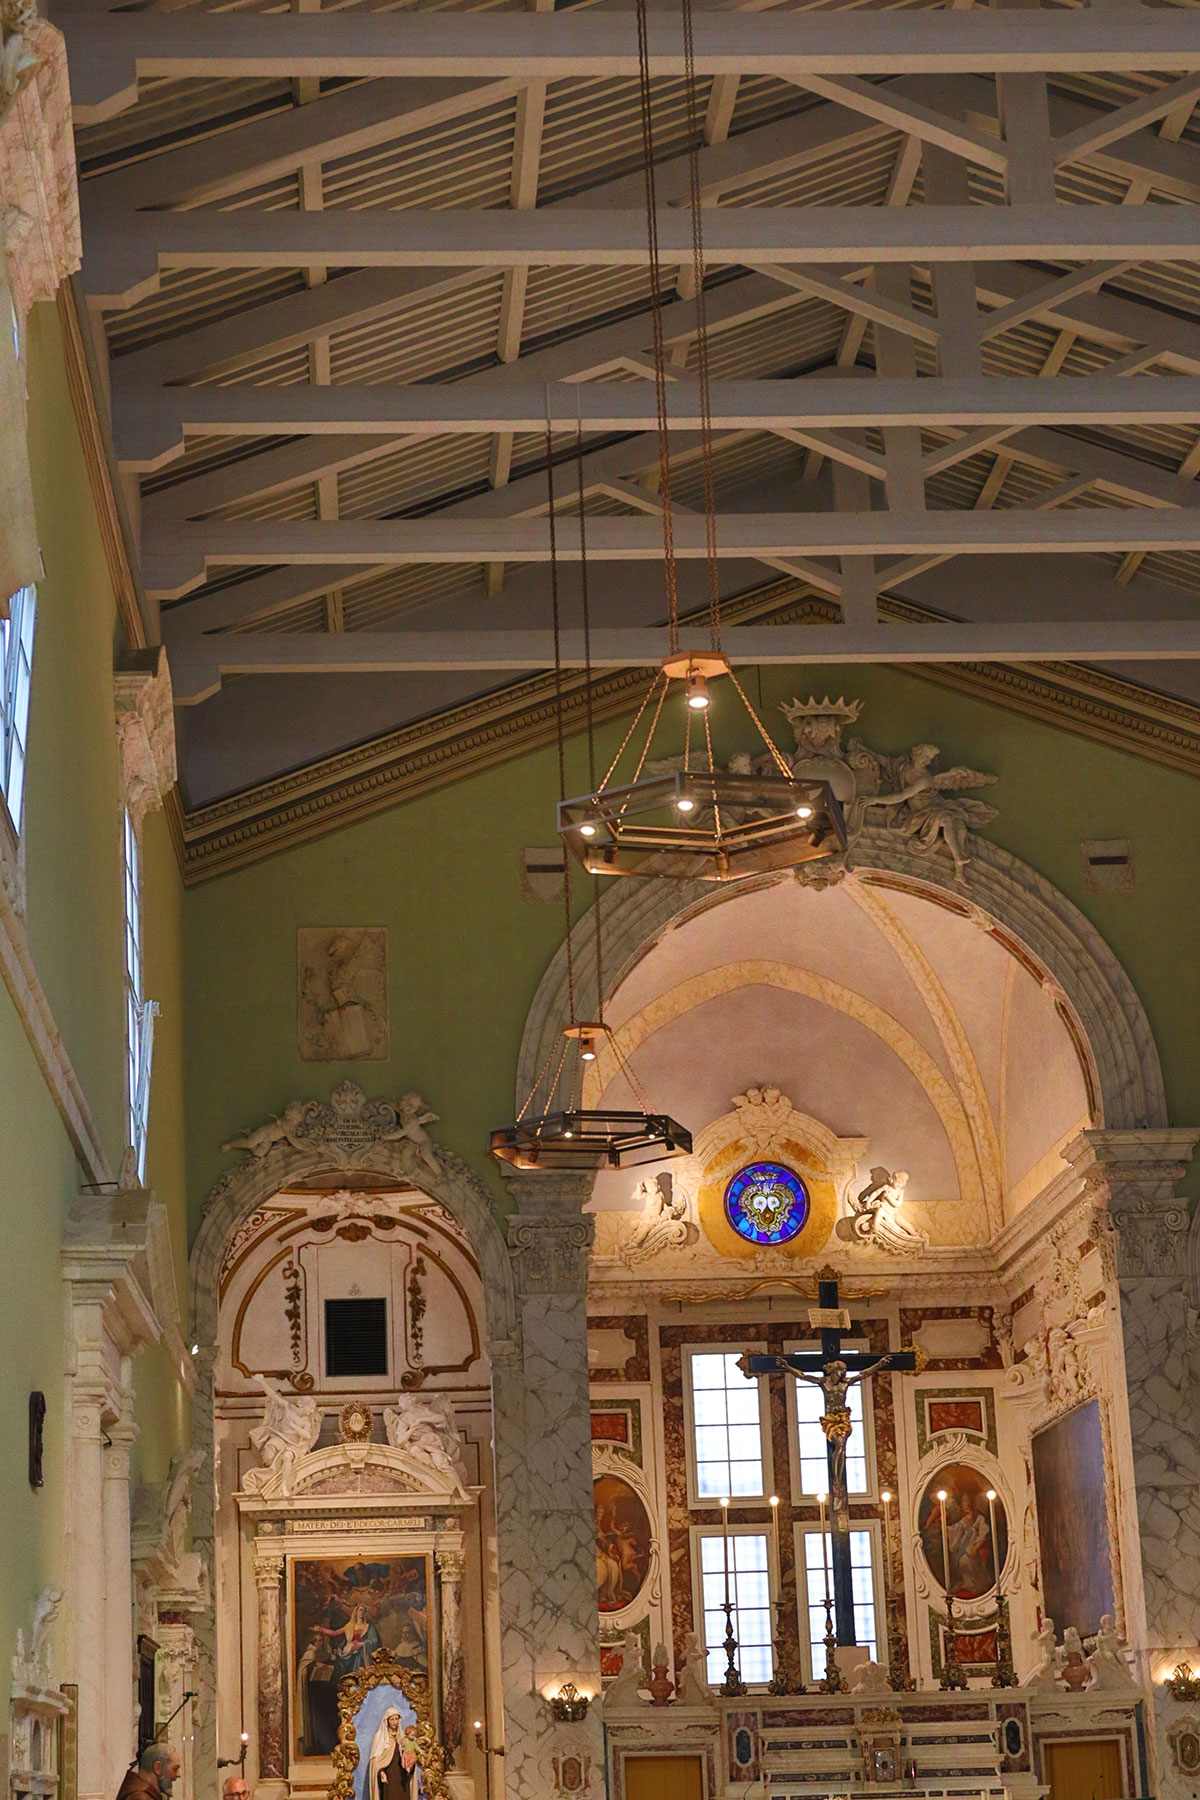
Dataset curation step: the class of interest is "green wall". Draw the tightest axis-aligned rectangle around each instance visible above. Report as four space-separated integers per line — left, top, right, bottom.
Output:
0 301 192 1646
183 662 1200 1226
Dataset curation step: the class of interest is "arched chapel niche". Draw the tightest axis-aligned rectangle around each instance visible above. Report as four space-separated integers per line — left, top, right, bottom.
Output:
194 1112 514 1800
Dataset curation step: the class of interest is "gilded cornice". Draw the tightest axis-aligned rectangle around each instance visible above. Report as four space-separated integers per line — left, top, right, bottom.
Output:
177 580 1200 884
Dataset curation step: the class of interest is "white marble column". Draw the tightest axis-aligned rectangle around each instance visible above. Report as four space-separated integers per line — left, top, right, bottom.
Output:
252 1533 287 1795
70 1398 110 1800
103 1411 139 1796
1064 1129 1200 1800
495 1173 602 1800
156 1623 199 1800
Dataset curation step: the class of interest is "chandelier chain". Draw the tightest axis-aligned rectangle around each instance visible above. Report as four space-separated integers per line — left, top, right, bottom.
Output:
545 413 577 1029
680 0 721 650
635 0 680 653
575 403 605 1018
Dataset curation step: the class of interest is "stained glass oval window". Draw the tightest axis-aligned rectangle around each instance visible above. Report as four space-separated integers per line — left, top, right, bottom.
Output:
724 1161 810 1246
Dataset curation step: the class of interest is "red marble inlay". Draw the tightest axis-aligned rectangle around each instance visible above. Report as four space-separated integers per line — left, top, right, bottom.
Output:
591 1413 629 1443
928 1399 984 1435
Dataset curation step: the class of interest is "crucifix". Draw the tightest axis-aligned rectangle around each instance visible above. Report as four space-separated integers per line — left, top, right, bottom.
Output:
739 1268 923 1651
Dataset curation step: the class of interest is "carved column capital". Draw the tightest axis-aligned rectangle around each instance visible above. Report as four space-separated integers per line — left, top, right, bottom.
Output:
252 1540 285 1587
436 1547 466 1583
1063 1129 1200 1278
504 1175 595 1296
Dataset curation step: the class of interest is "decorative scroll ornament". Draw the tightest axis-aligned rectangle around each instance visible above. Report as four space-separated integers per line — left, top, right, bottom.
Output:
837 1167 929 1256
220 1082 448 1179
779 695 999 885
114 648 178 828
330 1650 449 1800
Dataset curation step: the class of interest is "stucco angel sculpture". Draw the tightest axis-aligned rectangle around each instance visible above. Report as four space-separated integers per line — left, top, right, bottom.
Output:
1025 1619 1062 1689
244 1377 321 1495
623 1175 695 1263
1086 1614 1135 1689
221 1101 311 1158
839 1167 929 1255
383 1094 442 1182
384 1393 468 1491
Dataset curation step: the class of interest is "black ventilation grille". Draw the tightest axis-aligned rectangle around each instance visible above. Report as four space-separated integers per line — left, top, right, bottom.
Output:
325 1297 389 1377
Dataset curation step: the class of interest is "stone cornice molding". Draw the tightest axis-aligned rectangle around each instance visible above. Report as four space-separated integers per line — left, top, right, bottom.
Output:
191 1082 516 1345
115 645 178 828
63 1188 195 1388
517 829 1167 1141
235 1440 477 1510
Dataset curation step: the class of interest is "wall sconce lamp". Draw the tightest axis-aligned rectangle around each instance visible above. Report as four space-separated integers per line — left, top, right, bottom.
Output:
473 1721 505 1758
1168 1664 1200 1703
549 1683 591 1723
217 1732 249 1769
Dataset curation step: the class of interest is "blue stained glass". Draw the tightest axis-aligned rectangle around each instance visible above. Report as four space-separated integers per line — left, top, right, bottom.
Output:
724 1161 810 1246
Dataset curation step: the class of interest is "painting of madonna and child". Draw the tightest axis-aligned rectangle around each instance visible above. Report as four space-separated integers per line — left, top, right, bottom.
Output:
291 1556 432 1760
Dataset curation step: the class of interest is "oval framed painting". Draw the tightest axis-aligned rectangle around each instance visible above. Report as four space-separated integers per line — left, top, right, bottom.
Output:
594 1474 653 1613
917 1462 1008 1598
724 1161 810 1247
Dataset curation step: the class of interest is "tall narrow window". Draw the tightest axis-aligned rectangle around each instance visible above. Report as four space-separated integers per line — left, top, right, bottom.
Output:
799 1527 880 1682
123 811 156 1181
795 1374 869 1497
0 585 35 831
687 1350 767 1499
698 1531 773 1686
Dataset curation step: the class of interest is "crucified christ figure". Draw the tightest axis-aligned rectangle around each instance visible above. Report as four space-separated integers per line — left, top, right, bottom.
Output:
793 1355 895 1522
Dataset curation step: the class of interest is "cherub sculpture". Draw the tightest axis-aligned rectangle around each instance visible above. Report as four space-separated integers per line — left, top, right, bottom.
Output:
244 1376 321 1494
864 744 999 880
384 1393 468 1491
675 1630 715 1708
221 1101 311 1158
1026 1619 1062 1689
1086 1614 1134 1689
840 1167 929 1255
605 1630 648 1708
384 1093 442 1182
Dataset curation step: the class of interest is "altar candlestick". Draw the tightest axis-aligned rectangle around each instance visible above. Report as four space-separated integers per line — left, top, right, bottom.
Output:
937 1488 951 1595
770 1494 781 1568
721 1497 731 1609
882 1490 892 1552
818 1492 832 1608
986 1489 999 1594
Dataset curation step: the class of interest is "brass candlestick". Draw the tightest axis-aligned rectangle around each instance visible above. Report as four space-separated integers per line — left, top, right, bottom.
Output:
881 1489 913 1693
768 1599 807 1695
720 1600 747 1697
939 1593 967 1691
820 1594 844 1694
991 1595 1017 1689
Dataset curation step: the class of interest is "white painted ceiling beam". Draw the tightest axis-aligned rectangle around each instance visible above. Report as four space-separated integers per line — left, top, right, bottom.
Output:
83 205 1200 308
141 509 1200 600
64 9 1200 127
167 615 1200 703
116 376 1200 472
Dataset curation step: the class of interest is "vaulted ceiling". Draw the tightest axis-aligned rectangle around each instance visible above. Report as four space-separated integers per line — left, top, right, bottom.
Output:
63 0 1200 860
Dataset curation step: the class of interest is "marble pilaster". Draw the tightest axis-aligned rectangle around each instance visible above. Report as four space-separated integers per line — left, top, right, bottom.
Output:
1063 1128 1200 1800
496 1173 603 1800
69 1398 109 1800
252 1534 286 1788
437 1546 466 1762
102 1411 139 1796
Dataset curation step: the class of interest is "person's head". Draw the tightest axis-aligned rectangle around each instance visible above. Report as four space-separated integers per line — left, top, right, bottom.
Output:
352 1604 367 1623
140 1746 181 1794
386 1711 401 1735
222 1777 250 1800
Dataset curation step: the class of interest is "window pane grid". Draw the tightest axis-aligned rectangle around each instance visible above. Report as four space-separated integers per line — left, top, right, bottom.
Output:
699 1532 774 1686
801 1528 878 1679
689 1351 765 1498
0 586 35 831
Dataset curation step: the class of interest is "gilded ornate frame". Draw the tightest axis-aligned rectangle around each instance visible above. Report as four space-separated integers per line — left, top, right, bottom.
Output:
331 1650 450 1800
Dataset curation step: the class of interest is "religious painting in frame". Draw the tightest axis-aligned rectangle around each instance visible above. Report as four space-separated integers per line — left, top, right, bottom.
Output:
595 1473 654 1613
330 1651 449 1800
917 1463 1008 1598
290 1555 433 1760
1032 1399 1115 1636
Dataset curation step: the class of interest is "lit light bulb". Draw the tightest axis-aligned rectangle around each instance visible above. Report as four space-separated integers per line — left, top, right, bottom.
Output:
685 668 710 710
676 795 696 813
564 1130 573 1139
580 1032 597 1062
796 804 813 820
190 1343 200 1356
579 822 597 839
